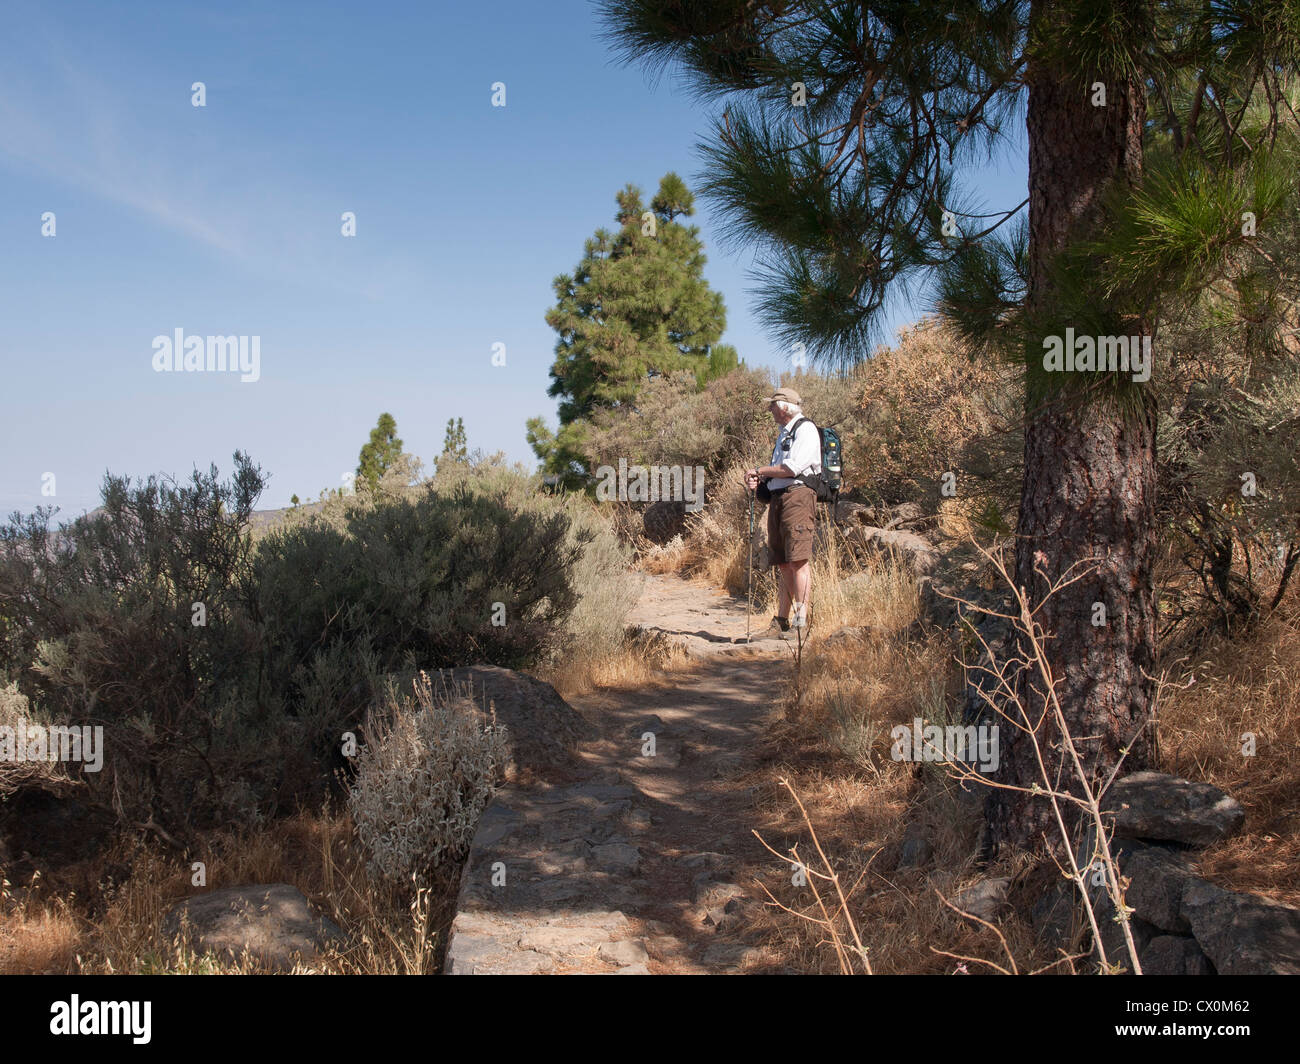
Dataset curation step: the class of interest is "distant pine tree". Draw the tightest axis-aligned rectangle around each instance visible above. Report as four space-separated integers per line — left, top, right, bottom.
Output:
441 417 467 461
546 172 729 423
357 413 403 494
532 173 739 481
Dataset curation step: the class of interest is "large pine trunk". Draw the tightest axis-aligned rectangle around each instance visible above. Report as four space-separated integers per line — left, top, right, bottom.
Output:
985 3 1158 855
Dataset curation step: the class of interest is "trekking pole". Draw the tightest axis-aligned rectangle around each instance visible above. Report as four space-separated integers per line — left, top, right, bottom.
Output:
746 486 754 642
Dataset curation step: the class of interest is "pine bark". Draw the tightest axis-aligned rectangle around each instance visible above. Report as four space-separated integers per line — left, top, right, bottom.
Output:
986 3 1158 855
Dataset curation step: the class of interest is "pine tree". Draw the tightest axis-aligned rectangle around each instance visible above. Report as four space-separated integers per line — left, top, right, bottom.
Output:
357 412 403 494
543 172 731 432
442 417 467 461
598 0 1300 854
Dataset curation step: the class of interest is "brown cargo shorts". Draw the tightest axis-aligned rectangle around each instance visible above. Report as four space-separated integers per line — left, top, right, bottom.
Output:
767 483 816 565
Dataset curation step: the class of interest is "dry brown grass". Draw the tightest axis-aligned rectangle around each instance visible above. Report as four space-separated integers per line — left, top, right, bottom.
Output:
631 463 753 594
749 547 1300 973
1155 589 1300 906
638 534 693 576
539 627 692 700
0 877 81 975
0 806 460 974
740 553 1065 974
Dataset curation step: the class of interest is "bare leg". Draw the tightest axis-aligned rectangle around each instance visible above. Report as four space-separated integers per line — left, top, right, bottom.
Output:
789 559 811 625
777 562 793 618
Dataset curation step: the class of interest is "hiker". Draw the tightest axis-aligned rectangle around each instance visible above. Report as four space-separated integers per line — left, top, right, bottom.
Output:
745 387 820 639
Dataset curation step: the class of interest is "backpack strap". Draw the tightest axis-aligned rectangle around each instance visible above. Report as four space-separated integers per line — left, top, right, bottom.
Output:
782 417 820 482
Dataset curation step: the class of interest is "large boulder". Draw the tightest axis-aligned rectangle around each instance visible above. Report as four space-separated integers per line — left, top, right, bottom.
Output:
1122 845 1197 933
1180 880 1300 975
1141 935 1214 975
436 665 596 776
163 884 343 972
1104 771 1246 846
843 525 939 576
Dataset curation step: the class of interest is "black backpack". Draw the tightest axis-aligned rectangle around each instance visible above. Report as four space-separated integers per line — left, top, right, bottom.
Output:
785 417 843 503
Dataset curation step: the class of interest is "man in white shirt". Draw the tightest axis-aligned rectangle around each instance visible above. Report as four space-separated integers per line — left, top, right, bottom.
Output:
744 387 820 639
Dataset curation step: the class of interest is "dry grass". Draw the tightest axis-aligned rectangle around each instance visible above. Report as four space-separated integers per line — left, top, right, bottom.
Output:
539 627 692 700
632 463 753 594
749 546 1300 973
1155 589 1300 906
740 552 1060 974
746 769 1051 974
0 806 459 974
638 534 693 577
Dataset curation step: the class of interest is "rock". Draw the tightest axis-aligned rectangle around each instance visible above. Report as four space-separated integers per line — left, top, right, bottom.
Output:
692 876 745 908
517 925 611 955
950 877 1010 923
624 808 653 832
435 665 596 775
616 963 652 974
1181 880 1300 975
883 502 924 530
898 835 934 870
162 884 343 973
833 500 874 526
1141 935 1214 975
534 879 591 904
683 852 731 873
844 525 939 576
1074 831 1156 969
643 501 687 545
821 625 879 650
1031 880 1079 951
535 839 590 876
494 950 556 975
1104 771 1246 847
445 933 522 975
591 841 642 874
700 943 764 968
1122 846 1196 933
599 939 650 966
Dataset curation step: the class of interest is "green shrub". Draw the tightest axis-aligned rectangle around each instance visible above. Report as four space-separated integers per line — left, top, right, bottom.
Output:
254 479 585 678
0 453 269 832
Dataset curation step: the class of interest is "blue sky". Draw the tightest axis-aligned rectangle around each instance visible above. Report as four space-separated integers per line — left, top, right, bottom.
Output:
0 0 1028 518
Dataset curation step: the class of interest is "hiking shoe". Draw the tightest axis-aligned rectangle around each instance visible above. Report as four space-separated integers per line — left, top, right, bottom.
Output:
750 615 791 641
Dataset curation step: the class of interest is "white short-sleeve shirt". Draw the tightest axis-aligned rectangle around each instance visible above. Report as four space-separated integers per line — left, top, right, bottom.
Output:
768 417 821 490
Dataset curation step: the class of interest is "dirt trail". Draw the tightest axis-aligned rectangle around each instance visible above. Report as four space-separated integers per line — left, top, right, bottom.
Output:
444 573 799 974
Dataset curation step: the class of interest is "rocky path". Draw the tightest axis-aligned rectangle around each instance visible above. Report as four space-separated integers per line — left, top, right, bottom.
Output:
444 574 795 974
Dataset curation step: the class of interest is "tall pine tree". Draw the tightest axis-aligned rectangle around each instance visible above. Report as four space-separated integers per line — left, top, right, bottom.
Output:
598 0 1300 855
533 172 738 480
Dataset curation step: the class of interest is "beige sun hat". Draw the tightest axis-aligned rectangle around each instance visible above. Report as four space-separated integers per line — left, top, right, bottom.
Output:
760 387 802 406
